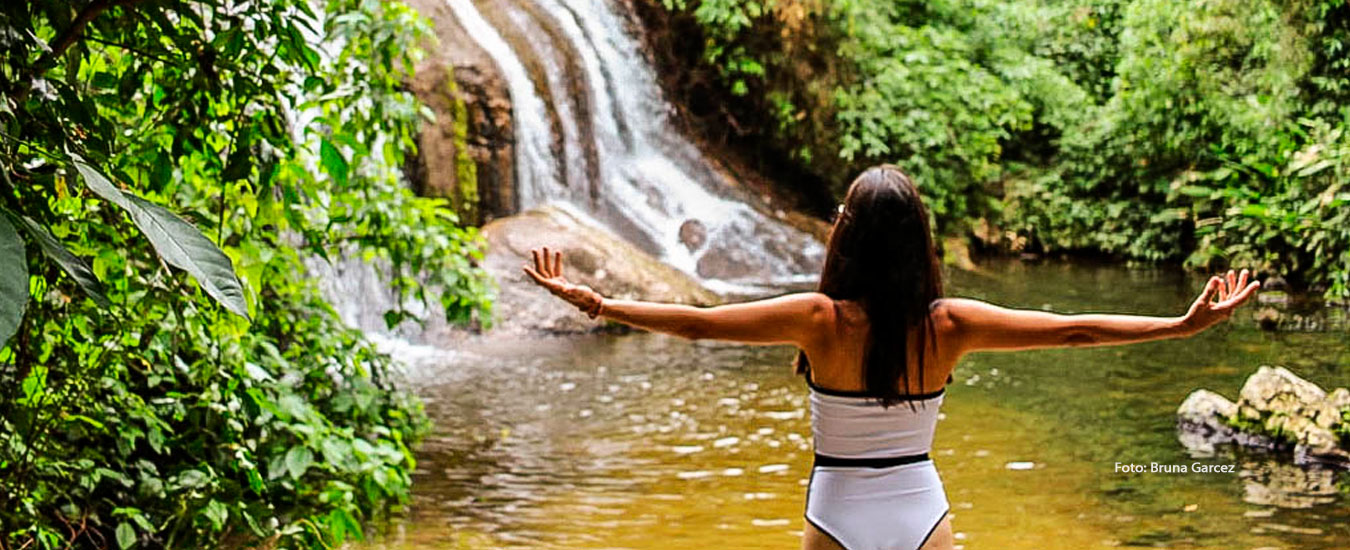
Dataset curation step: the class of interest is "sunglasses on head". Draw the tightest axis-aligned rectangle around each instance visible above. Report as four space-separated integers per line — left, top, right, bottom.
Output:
832 203 848 222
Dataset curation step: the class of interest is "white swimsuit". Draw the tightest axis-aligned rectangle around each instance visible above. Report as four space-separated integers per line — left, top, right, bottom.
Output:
804 378 949 550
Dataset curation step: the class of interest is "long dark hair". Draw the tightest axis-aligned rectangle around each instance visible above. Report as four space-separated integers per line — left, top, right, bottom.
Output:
794 164 944 407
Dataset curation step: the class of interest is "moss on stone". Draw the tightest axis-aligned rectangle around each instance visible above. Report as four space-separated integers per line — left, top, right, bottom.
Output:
442 66 480 224
1223 408 1299 447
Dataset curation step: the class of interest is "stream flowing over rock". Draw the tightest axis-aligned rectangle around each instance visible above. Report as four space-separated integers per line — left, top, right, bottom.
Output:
433 0 826 289
1178 366 1350 468
327 0 841 342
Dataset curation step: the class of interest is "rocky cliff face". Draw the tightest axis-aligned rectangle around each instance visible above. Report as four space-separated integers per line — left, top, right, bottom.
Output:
405 0 517 225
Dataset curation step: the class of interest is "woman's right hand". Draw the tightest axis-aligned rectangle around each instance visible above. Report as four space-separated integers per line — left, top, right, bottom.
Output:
1180 269 1260 335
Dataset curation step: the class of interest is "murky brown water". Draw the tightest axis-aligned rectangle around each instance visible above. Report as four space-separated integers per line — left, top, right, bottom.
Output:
367 258 1350 549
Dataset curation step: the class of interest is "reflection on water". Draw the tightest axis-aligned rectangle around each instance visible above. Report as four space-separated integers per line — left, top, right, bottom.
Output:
368 258 1350 549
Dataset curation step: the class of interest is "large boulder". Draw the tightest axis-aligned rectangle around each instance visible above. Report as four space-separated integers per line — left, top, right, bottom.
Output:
1237 366 1347 464
474 206 720 335
1238 366 1336 426
404 0 516 225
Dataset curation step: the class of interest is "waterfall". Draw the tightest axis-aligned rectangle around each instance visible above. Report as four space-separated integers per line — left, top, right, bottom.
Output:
443 0 561 199
443 0 824 290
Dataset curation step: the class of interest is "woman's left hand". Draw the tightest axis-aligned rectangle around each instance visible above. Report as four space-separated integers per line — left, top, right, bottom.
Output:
522 246 605 318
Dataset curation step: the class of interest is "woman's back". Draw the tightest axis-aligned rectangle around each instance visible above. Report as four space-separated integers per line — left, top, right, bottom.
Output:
802 298 956 398
801 299 954 550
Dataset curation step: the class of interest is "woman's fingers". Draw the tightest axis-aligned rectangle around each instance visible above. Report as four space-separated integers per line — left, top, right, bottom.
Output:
1220 280 1261 309
524 265 569 296
528 246 569 281
522 265 540 283
1199 276 1220 306
524 265 557 288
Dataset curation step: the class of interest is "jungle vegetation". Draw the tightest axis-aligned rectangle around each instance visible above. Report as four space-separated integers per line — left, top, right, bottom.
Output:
656 0 1350 298
0 0 493 548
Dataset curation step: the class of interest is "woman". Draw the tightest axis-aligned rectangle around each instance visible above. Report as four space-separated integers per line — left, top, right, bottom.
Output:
522 164 1261 550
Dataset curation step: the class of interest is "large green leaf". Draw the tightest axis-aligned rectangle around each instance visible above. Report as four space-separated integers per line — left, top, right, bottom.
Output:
285 446 313 480
202 499 228 530
14 215 111 308
115 522 135 549
0 214 28 347
72 155 250 320
319 138 348 188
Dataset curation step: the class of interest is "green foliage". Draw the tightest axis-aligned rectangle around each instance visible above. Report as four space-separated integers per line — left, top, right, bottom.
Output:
1008 0 1350 296
1224 411 1298 446
73 154 252 319
662 0 1350 297
829 0 1090 224
445 68 481 224
0 0 493 548
662 0 771 96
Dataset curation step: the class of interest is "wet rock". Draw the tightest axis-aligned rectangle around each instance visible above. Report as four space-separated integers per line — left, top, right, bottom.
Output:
697 241 763 281
694 218 824 283
1330 387 1350 410
1177 390 1241 455
469 205 719 335
1178 366 1350 469
1262 275 1290 292
404 0 516 224
678 219 707 251
940 235 977 271
1237 366 1339 431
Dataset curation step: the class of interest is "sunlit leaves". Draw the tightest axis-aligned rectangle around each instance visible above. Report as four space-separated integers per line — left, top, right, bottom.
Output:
319 138 349 187
115 522 136 549
202 500 228 530
285 446 314 480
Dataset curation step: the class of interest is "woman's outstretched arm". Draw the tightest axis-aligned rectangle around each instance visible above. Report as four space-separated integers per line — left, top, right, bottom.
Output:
940 269 1260 356
595 295 832 344
522 246 832 346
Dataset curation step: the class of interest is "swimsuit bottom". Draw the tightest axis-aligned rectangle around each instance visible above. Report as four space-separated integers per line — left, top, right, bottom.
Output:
805 453 950 550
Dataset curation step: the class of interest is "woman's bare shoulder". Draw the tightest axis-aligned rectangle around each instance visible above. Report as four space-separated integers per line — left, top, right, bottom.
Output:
928 297 977 351
930 296 993 328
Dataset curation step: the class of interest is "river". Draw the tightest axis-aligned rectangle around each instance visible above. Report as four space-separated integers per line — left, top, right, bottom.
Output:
361 256 1350 549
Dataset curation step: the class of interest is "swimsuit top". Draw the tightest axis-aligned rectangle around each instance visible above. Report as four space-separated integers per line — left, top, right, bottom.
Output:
806 376 945 459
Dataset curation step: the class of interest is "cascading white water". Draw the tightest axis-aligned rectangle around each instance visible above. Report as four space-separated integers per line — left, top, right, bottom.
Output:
444 0 562 203
444 0 824 290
